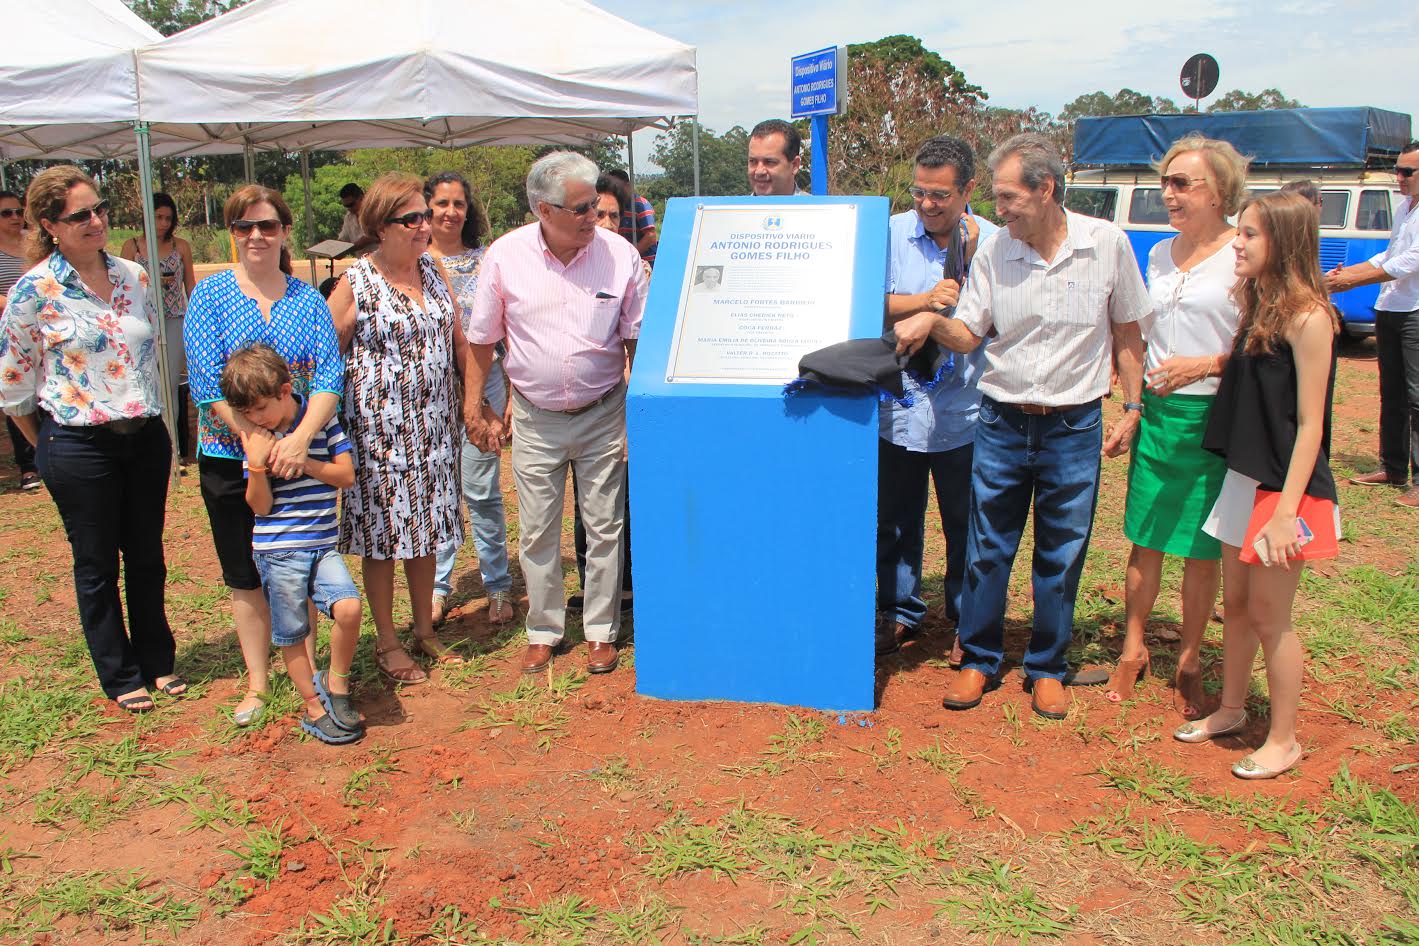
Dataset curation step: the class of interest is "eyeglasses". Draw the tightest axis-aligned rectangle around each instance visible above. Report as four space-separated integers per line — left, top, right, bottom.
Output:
384 209 433 229
0 208 22 219
907 186 957 203
1396 166 1417 179
229 218 284 237
1160 174 1208 192
55 200 109 225
548 198 599 218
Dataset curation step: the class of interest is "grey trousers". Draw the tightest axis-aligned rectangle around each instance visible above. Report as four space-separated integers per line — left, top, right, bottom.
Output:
510 384 627 646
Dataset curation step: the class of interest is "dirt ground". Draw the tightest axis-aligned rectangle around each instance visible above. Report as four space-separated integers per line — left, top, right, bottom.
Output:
0 338 1415 946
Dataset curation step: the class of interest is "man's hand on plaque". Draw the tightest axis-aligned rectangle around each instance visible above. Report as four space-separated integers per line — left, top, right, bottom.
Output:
927 278 960 312
894 311 938 356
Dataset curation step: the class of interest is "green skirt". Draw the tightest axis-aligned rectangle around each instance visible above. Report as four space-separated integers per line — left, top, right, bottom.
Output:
1124 390 1226 560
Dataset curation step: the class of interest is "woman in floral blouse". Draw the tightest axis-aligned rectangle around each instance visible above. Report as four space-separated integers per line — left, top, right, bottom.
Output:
0 166 181 713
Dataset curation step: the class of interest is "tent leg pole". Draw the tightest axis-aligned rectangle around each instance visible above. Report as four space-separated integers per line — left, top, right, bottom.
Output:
691 118 701 196
626 132 639 246
301 149 317 285
243 141 255 183
135 122 179 483
0 159 7 190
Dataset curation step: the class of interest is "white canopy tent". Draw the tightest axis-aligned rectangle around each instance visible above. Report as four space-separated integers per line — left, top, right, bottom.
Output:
2 0 700 466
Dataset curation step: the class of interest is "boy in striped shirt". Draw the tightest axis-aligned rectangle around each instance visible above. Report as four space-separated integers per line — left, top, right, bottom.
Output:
221 344 364 745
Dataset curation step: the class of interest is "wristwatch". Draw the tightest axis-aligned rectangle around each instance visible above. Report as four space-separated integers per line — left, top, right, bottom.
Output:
1123 401 1143 414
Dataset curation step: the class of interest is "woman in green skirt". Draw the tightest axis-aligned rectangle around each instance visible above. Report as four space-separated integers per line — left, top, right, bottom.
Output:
1106 135 1249 717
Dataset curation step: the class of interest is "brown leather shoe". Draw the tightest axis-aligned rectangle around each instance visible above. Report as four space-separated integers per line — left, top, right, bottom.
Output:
1028 677 1071 719
1350 470 1404 487
586 641 620 674
941 668 997 710
1397 486 1419 509
521 643 555 674
947 636 964 669
875 621 917 656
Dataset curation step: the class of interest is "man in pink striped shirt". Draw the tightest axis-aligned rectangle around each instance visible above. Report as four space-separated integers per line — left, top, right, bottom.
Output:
465 152 646 675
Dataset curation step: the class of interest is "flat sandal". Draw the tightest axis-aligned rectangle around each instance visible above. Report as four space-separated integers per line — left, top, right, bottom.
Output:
375 643 428 685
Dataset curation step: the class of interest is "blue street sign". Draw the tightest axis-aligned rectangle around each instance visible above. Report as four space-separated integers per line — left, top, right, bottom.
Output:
791 46 846 118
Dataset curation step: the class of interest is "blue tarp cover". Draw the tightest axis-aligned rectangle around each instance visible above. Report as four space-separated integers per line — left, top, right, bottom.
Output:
1074 107 1412 167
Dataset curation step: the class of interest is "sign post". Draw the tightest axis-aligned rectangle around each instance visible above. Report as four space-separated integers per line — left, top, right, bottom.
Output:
791 46 846 196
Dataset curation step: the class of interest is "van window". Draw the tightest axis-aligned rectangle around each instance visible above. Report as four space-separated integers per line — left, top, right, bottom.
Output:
1128 188 1169 225
1064 187 1117 222
1357 190 1392 231
1319 191 1348 229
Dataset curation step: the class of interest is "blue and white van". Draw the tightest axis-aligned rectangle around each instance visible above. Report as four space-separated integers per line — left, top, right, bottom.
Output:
1067 108 1412 336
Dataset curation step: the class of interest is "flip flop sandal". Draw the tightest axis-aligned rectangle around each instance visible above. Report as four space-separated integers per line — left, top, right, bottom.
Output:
116 694 155 714
156 677 188 697
301 712 363 745
312 670 363 733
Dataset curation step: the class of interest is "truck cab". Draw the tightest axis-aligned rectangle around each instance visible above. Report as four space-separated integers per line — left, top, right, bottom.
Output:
1066 108 1412 336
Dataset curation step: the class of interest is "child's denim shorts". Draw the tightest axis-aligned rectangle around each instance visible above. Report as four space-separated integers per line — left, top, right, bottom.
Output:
254 547 360 646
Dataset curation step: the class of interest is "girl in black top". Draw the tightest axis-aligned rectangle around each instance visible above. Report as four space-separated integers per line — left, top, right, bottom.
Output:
1175 191 1339 780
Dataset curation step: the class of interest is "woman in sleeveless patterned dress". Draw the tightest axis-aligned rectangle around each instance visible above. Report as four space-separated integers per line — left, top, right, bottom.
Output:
329 173 465 685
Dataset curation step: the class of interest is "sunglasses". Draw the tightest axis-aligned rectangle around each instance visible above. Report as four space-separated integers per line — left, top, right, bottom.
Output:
548 198 599 218
0 208 22 219
55 200 109 225
1397 166 1417 179
1160 174 1208 192
385 209 433 229
229 218 284 237
907 186 958 203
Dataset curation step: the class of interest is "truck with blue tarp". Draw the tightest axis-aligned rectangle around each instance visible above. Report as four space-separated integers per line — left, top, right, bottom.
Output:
1064 107 1412 335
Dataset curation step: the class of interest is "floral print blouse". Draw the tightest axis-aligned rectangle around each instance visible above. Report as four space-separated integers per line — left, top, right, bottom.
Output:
0 251 163 426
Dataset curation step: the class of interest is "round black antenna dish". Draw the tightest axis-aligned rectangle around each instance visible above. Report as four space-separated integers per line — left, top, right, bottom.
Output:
1180 53 1219 108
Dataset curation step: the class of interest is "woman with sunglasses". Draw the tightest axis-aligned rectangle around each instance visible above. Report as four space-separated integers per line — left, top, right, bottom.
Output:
425 171 516 628
0 166 180 713
1107 135 1249 718
1181 190 1340 779
120 192 196 461
185 185 345 725
328 172 465 683
0 189 41 492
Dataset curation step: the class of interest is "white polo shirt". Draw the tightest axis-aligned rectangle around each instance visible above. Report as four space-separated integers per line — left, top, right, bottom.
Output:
1371 195 1419 313
954 210 1151 406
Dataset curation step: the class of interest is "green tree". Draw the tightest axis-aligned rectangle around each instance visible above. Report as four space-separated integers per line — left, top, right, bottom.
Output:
1207 88 1303 112
128 0 249 35
1059 89 1181 122
643 122 750 201
828 35 986 199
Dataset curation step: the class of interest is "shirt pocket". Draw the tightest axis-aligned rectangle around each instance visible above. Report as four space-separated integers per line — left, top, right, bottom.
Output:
585 295 621 345
1062 285 1108 328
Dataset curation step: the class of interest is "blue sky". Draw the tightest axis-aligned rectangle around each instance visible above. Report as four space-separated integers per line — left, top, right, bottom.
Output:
596 0 1417 169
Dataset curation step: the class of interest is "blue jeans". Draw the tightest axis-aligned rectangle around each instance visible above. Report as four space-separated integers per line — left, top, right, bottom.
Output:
956 397 1103 681
254 547 360 646
434 367 511 597
876 439 973 628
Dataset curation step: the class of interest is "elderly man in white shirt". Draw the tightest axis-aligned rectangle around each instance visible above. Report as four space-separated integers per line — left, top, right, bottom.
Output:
1326 141 1419 508
898 133 1151 720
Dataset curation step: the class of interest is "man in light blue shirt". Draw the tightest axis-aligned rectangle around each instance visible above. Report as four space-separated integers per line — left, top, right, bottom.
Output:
877 135 997 657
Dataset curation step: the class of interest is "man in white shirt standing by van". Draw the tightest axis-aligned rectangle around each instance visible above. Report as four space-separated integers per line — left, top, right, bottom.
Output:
1327 140 1419 508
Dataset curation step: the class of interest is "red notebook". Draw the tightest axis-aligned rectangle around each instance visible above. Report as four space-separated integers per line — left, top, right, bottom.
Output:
1238 489 1340 565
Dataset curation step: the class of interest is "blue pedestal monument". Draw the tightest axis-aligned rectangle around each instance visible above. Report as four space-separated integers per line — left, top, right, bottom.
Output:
628 195 889 711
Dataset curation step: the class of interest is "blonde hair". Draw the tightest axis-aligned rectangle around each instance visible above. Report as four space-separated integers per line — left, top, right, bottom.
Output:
24 165 97 264
360 172 425 242
1154 134 1250 217
1233 191 1338 354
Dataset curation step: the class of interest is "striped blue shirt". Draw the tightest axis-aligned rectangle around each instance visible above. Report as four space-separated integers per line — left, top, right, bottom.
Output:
246 397 351 552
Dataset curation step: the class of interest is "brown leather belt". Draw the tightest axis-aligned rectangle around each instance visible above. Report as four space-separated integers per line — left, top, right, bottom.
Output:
517 382 622 416
1003 401 1092 416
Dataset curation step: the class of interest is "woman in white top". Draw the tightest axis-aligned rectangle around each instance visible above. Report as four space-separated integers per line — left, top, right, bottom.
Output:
1106 135 1250 716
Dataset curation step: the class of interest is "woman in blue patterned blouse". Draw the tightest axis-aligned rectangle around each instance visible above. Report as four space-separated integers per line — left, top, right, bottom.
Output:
0 166 180 713
185 185 345 726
